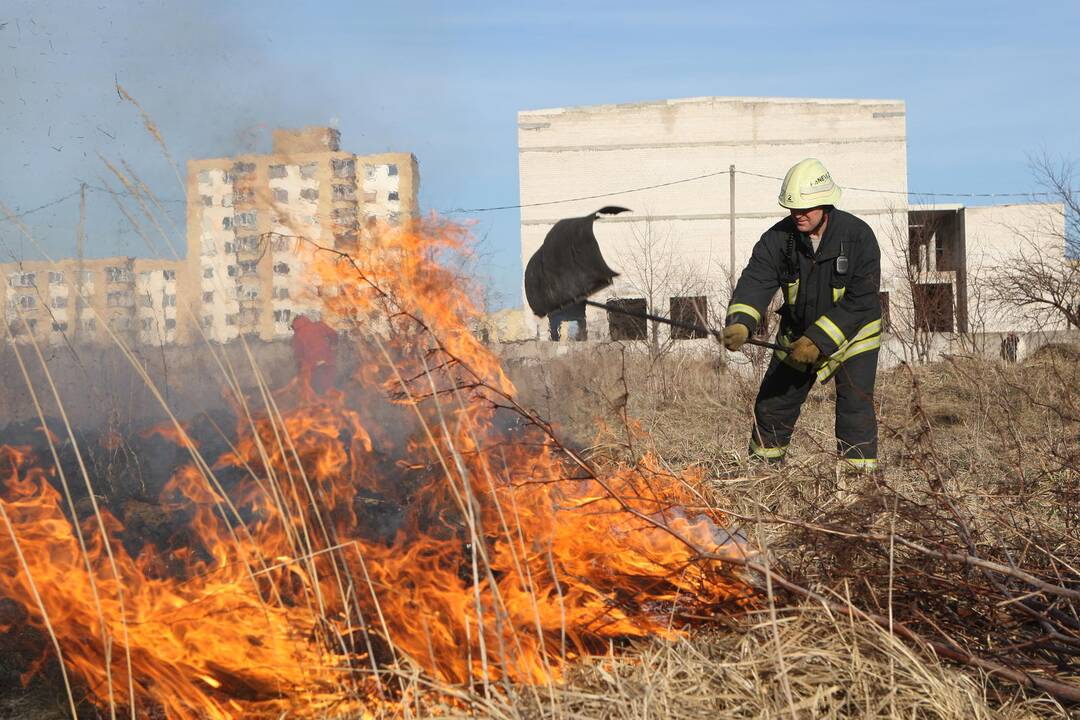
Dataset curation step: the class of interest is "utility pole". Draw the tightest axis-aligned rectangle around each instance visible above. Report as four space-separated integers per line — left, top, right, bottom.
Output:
76 182 86 340
729 165 736 291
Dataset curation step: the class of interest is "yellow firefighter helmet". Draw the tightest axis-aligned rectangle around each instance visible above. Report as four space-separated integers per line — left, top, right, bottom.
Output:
778 158 842 209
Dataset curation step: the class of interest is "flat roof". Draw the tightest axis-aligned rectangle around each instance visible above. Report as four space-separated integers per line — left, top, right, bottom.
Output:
519 95 905 118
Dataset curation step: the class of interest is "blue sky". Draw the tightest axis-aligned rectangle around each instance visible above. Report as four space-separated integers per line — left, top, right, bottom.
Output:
2 1 1077 306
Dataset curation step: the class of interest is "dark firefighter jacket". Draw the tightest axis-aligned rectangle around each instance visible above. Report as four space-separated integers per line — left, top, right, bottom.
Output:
726 209 883 382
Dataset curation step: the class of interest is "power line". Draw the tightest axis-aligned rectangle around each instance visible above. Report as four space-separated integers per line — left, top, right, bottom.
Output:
0 189 82 222
4 168 1071 228
444 170 732 214
736 170 1064 200
445 168 1068 214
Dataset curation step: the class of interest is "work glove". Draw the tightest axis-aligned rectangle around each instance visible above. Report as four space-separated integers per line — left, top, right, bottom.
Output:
722 323 749 351
789 336 821 364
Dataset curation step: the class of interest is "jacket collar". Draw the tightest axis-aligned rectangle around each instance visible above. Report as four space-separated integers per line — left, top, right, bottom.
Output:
794 209 841 262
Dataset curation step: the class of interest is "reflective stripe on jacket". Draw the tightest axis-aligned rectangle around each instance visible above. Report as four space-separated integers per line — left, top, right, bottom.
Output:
725 209 882 380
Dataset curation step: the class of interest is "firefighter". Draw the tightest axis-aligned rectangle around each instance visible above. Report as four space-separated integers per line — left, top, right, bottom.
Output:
722 159 882 471
291 314 338 395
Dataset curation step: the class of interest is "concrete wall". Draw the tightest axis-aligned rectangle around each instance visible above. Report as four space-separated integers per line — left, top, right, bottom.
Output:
519 96 909 340
964 202 1068 333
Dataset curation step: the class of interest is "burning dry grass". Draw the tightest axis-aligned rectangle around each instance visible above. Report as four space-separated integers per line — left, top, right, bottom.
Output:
0 218 759 719
507 343 1080 718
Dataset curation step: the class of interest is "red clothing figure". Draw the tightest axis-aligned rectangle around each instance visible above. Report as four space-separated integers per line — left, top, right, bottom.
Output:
291 315 338 394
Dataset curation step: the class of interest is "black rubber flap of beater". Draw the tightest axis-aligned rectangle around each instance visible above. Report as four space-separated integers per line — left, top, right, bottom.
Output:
523 206 629 317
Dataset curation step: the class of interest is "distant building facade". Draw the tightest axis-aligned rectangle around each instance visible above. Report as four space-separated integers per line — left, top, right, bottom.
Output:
185 126 419 343
2 127 419 347
2 257 181 347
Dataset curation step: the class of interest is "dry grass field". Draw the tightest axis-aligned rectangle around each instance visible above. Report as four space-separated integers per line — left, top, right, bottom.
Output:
494 342 1080 719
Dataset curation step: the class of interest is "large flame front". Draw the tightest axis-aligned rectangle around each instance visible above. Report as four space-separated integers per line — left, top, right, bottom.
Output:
0 218 754 718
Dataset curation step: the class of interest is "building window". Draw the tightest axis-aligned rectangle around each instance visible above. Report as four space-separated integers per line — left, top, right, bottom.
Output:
225 313 237 326
202 266 214 279
331 207 356 222
879 291 891 331
109 316 132 332
234 211 257 228
10 272 37 288
335 230 358 245
236 234 260 251
141 317 154 331
223 241 235 254
48 271 64 285
77 270 94 285
164 318 176 330
332 184 354 201
273 308 292 323
387 164 398 177
271 236 291 252
273 262 290 275
221 216 232 231
299 162 318 179
107 290 133 307
201 195 212 207
362 190 377 203
232 161 255 175
273 287 290 300
52 321 68 332
227 265 237 278
238 260 258 276
241 285 259 301
197 170 210 184
82 319 96 332
669 296 708 339
106 266 132 283
14 294 37 310
331 157 356 178
388 191 400 202
295 187 316 202
387 211 400 226
272 188 289 204
914 283 954 332
139 294 153 308
268 164 288 179
52 296 68 309
163 294 177 307
607 298 647 340
200 315 212 329
202 291 214 304
163 269 176 281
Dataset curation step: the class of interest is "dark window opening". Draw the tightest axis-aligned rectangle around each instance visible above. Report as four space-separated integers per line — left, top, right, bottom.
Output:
908 209 963 273
669 296 708 339
548 302 588 341
606 298 647 341
914 283 954 332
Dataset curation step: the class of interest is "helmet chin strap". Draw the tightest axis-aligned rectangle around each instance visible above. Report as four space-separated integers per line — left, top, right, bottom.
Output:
809 206 830 236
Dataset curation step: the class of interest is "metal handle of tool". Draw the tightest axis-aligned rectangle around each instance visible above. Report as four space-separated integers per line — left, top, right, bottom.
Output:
582 299 784 352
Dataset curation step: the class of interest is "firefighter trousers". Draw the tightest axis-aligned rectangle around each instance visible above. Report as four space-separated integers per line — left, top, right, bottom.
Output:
748 348 879 468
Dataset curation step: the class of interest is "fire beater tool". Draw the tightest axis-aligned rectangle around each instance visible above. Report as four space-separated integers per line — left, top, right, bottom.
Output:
524 207 784 351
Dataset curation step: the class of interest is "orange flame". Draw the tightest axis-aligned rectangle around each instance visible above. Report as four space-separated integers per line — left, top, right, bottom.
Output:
0 216 755 718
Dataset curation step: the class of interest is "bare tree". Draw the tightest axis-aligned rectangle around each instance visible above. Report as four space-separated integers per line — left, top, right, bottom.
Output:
984 156 1080 331
882 205 935 363
609 215 710 360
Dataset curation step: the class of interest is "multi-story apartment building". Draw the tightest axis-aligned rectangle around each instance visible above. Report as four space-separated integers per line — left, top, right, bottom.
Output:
2 127 420 347
184 126 419 343
2 257 181 347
